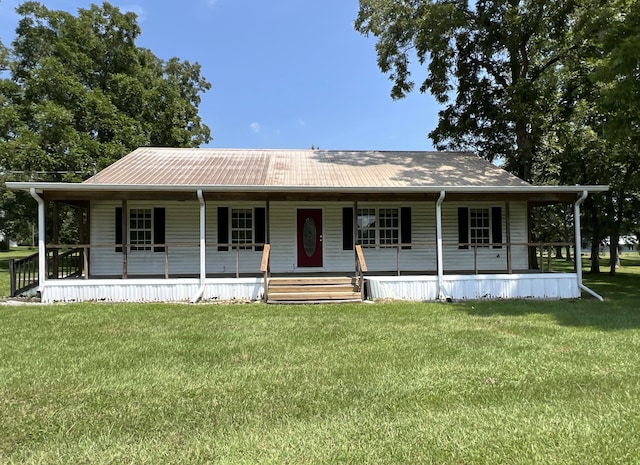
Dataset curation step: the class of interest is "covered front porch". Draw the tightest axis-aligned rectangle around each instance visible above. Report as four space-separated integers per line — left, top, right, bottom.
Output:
11 185 602 303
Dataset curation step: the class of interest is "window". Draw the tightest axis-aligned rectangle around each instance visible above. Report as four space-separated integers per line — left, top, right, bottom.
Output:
231 208 253 248
129 208 152 251
458 207 503 249
115 207 165 253
357 208 403 246
357 208 376 245
469 208 490 246
378 208 399 245
218 207 266 252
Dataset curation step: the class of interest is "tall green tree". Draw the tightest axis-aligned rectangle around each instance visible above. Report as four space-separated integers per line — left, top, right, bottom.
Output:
0 1 212 244
590 0 640 273
355 0 585 182
8 1 211 174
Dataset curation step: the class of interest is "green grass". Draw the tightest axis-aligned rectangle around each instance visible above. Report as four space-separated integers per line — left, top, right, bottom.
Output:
1 267 640 464
0 247 38 297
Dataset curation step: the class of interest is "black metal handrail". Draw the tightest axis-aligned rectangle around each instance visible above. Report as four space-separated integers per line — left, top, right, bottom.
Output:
9 252 39 297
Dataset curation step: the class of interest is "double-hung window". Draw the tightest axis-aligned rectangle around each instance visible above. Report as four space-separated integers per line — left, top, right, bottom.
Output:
217 206 266 251
115 207 165 253
129 208 152 251
357 208 401 246
458 206 502 249
469 208 490 246
357 208 377 245
231 208 253 248
378 208 399 245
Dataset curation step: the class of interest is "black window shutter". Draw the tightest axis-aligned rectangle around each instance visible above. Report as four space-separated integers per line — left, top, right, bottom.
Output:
401 207 411 249
218 207 229 251
115 207 123 252
153 207 166 252
255 207 266 251
492 206 502 248
342 207 354 250
458 207 469 249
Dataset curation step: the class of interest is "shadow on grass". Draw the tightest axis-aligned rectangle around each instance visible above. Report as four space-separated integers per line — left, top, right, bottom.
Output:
457 272 640 331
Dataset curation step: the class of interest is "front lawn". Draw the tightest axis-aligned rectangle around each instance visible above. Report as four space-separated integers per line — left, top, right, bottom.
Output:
1 273 639 463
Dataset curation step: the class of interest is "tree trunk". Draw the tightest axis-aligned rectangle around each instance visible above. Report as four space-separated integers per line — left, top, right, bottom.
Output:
588 200 601 274
609 228 620 276
555 246 564 259
565 246 572 261
515 121 533 182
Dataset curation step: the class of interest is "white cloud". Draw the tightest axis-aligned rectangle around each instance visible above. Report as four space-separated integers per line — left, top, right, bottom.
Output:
250 122 261 133
121 4 146 21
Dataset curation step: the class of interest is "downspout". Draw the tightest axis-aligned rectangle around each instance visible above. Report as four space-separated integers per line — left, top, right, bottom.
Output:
436 190 450 301
30 188 46 294
191 189 207 303
574 190 604 301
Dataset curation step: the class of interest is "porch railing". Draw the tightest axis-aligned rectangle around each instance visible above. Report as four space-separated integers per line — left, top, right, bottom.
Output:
9 252 39 297
44 242 269 279
47 248 84 279
26 240 575 286
360 241 576 275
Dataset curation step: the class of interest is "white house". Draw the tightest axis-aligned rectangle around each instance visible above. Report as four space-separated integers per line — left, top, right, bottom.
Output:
7 148 608 303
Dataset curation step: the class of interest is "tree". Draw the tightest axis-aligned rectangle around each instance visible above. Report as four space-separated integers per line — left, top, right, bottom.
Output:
0 2 212 244
591 0 640 274
355 0 585 182
7 1 211 174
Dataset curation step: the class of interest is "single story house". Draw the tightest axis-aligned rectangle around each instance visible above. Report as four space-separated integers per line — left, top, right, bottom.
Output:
7 148 608 303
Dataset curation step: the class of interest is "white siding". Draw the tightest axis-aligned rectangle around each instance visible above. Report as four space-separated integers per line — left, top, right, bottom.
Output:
441 201 528 272
90 200 200 277
90 199 530 277
205 201 263 275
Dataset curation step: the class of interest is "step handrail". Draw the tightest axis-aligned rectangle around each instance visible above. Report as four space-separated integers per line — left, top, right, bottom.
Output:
355 245 368 300
260 244 271 302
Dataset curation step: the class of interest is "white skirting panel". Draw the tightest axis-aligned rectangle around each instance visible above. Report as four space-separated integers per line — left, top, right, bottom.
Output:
201 278 263 302
367 273 580 301
41 278 263 303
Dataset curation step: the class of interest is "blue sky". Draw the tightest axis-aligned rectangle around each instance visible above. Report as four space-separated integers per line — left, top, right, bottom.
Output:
0 0 440 151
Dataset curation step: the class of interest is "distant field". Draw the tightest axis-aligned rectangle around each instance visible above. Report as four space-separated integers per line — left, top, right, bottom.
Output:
0 259 638 464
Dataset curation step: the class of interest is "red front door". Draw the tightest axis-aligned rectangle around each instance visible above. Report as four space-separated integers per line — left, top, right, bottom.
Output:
297 209 323 267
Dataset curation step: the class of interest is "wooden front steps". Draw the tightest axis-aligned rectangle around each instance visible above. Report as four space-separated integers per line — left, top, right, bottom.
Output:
266 276 362 304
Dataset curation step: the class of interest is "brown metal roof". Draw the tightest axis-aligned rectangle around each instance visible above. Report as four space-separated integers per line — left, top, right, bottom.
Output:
85 148 531 188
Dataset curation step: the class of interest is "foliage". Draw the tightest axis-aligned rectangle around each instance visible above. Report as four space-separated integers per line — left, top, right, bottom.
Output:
355 0 587 182
355 0 640 274
0 1 212 243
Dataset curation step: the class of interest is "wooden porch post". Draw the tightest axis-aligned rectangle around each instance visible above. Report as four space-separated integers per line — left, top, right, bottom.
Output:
85 206 91 278
506 201 512 274
122 199 128 279
353 201 358 271
266 199 270 244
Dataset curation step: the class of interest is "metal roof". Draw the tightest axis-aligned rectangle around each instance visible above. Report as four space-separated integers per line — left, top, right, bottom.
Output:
7 148 608 199
84 148 531 187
